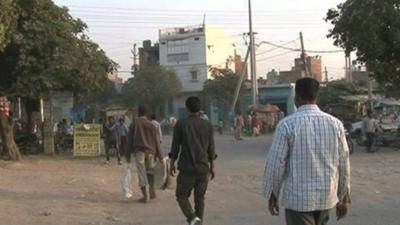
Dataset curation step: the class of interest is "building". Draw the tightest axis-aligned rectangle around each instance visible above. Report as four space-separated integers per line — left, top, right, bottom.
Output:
266 69 279 85
159 24 236 123
139 40 160 67
279 56 322 83
107 70 123 93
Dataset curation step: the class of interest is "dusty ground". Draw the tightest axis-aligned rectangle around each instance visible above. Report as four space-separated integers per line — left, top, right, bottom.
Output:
1 135 400 225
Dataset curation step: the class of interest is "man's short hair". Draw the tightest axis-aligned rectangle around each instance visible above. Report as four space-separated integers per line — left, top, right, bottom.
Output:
150 114 156 120
295 78 320 102
138 105 147 116
185 96 201 113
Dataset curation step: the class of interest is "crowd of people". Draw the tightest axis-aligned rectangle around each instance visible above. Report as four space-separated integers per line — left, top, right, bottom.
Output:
94 78 351 225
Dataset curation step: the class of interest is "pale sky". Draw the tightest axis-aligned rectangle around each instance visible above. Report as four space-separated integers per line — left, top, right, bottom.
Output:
54 0 347 81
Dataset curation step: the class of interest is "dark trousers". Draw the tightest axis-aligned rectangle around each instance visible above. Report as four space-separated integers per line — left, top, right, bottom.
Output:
285 209 330 225
176 173 209 223
105 139 121 162
366 132 375 152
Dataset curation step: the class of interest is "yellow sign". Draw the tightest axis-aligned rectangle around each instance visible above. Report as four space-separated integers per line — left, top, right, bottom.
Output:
73 124 101 157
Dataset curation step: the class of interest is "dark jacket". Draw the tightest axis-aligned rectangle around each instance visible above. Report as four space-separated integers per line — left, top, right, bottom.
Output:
169 114 217 176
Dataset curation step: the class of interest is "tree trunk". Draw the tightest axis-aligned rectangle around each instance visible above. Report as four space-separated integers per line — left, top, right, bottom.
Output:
0 114 21 160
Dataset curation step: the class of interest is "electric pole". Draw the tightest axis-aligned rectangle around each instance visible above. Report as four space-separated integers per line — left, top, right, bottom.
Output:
348 55 352 82
324 66 329 83
299 32 310 77
248 0 258 105
132 43 138 75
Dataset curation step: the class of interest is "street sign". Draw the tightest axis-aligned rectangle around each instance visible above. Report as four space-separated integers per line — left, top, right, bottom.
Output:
73 124 101 157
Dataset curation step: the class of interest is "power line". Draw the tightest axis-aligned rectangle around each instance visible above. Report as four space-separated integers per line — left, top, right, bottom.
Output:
256 38 298 56
257 50 297 62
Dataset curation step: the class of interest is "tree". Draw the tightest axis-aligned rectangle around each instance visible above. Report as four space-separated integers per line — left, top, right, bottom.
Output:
0 0 17 51
319 80 367 109
326 0 400 86
202 68 246 122
0 0 116 160
122 66 182 114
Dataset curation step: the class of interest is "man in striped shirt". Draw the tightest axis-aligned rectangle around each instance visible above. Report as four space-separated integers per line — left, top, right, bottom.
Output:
263 78 351 225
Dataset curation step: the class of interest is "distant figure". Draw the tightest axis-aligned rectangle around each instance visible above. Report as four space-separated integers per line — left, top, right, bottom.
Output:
150 114 163 143
130 106 162 203
116 118 129 159
199 110 209 121
169 96 217 225
217 120 224 135
103 116 121 165
234 111 244 140
263 78 351 225
251 112 261 136
362 109 381 153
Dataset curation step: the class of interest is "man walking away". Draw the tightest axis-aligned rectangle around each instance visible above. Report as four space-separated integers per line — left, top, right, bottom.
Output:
263 78 351 225
234 111 244 140
132 106 162 203
104 116 121 164
169 96 217 225
362 109 381 153
150 114 163 144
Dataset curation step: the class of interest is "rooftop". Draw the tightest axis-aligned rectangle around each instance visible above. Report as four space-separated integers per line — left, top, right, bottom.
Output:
159 24 204 38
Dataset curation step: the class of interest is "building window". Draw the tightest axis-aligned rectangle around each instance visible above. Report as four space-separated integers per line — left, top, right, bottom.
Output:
191 70 198 81
194 37 200 41
167 53 189 62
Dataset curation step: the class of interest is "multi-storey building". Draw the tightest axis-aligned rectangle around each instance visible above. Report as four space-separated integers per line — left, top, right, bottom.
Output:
159 24 236 121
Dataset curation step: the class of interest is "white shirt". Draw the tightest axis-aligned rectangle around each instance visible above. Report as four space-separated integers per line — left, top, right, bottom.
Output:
263 104 350 212
152 120 163 143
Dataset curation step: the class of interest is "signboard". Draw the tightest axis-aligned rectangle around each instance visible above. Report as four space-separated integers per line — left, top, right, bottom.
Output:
73 124 101 157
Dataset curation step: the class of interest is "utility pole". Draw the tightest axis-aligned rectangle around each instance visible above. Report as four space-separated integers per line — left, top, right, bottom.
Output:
299 32 310 77
324 66 329 83
348 55 352 82
132 43 138 75
231 47 251 113
248 0 258 105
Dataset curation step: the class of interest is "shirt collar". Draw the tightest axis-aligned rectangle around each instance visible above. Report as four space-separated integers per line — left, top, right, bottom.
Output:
296 104 321 112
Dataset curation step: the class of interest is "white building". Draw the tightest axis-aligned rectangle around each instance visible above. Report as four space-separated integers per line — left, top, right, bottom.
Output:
159 24 236 121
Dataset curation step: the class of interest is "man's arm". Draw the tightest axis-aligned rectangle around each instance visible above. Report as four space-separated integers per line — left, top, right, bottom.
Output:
262 122 290 215
169 122 181 176
207 124 217 180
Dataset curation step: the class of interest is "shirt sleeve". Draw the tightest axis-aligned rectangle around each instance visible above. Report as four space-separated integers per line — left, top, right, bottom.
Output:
168 121 181 160
337 122 351 203
262 121 290 200
207 123 217 161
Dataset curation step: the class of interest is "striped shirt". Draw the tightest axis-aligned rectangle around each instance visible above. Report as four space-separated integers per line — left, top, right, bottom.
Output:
263 104 350 212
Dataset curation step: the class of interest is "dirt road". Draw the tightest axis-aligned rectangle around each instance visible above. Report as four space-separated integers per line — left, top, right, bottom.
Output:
1 135 400 225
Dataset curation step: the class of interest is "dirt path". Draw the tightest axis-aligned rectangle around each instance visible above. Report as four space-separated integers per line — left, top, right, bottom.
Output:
1 135 400 225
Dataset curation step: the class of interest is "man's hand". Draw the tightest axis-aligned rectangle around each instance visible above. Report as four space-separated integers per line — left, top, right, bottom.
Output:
268 194 279 216
170 160 176 177
336 203 349 221
210 167 216 180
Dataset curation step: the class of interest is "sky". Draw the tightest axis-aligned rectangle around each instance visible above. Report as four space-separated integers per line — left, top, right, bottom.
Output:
54 0 347 81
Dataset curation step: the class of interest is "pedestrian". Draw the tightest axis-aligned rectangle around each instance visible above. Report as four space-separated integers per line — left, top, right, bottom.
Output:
362 109 381 152
150 114 163 144
104 116 121 165
252 112 261 136
263 78 351 225
234 111 244 140
131 106 162 203
199 110 209 121
169 96 217 225
116 118 129 160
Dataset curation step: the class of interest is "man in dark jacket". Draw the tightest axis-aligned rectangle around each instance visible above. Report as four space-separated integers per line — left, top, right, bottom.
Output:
169 96 217 225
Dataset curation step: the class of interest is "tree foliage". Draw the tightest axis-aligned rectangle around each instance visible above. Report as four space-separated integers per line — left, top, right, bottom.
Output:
0 0 117 98
0 0 17 51
122 66 182 111
319 80 367 108
202 68 245 112
326 0 400 84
